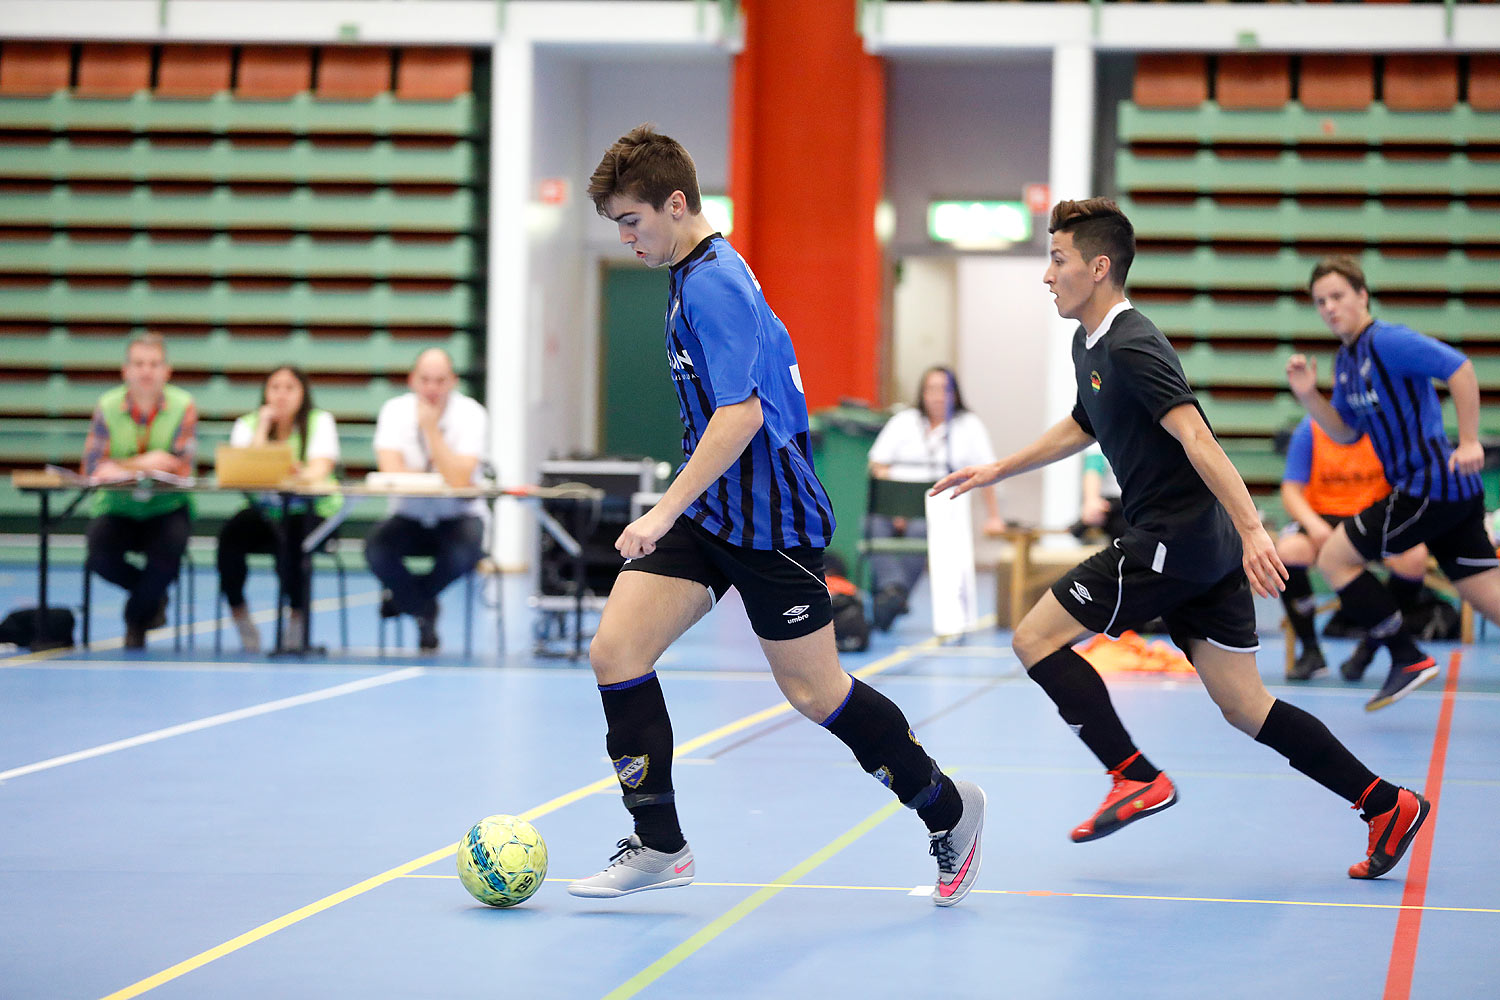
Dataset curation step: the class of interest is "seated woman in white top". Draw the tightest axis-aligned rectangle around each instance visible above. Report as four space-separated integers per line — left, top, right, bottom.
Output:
866 365 1005 630
217 365 340 652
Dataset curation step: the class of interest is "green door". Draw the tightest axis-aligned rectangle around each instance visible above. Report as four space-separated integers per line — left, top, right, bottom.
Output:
600 264 681 464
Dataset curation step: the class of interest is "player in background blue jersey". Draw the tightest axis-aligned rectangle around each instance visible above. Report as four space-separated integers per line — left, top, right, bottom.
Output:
567 125 985 905
1287 255 1500 710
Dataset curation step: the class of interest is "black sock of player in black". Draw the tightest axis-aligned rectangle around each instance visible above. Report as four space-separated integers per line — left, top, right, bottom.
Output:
1280 567 1321 648
820 677 962 833
1336 571 1428 665
1029 647 1160 781
1254 699 1398 815
1388 573 1425 619
599 671 685 853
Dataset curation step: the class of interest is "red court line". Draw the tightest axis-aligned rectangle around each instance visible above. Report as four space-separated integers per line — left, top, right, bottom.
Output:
1383 648 1463 1000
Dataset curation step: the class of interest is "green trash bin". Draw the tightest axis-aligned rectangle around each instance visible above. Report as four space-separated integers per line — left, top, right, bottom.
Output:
809 403 889 585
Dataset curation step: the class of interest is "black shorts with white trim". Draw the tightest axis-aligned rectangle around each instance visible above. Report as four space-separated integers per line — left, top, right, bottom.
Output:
1051 539 1260 654
620 515 833 641
1346 491 1499 582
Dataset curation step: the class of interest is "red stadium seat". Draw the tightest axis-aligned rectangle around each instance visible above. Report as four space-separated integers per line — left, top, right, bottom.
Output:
1385 54 1458 111
237 46 313 99
0 41 71 95
75 43 151 98
395 48 472 101
156 45 233 98
318 47 392 100
1217 54 1292 110
1133 54 1208 109
1300 54 1375 111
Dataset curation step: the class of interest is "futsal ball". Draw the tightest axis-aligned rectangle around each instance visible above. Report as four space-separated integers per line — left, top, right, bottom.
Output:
456 814 548 907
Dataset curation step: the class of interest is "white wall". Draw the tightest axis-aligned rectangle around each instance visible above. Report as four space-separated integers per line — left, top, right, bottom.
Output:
526 49 731 468
889 257 955 406
955 255 1057 531
884 56 1052 256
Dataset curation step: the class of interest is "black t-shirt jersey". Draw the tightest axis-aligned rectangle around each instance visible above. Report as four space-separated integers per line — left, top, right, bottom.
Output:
1069 308 1242 582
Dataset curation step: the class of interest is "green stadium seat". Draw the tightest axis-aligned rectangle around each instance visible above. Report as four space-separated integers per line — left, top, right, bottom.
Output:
1135 294 1500 345
0 91 479 138
0 184 476 232
1220 440 1285 485
0 278 474 327
1178 342 1295 389
0 136 476 185
0 327 477 374
0 374 103 417
0 232 474 280
1129 248 1500 296
1119 196 1500 245
1116 149 1499 198
1117 101 1500 148
1195 392 1307 436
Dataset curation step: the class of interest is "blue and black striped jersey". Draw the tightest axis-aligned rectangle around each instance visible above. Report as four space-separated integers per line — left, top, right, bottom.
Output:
665 234 836 550
1330 320 1481 502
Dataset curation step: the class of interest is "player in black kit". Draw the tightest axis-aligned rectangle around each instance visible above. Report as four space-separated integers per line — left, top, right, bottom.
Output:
932 198 1428 880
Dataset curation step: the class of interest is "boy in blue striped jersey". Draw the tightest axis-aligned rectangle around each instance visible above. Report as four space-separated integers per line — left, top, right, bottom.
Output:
566 125 985 905
1287 256 1500 711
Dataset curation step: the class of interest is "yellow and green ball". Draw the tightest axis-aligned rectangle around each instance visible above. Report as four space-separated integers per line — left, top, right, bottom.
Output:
456 815 548 907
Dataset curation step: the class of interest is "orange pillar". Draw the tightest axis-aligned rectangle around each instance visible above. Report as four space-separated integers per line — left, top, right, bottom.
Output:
730 0 883 411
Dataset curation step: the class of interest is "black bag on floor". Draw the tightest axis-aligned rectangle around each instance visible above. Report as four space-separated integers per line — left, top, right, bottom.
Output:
0 607 75 649
823 553 870 653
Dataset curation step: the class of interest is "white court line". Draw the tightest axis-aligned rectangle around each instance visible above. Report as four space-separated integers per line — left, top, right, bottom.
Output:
0 666 424 783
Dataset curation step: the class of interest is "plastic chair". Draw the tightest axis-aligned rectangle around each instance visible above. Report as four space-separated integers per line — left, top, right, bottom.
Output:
376 559 501 659
81 549 196 651
856 477 935 591
211 523 350 655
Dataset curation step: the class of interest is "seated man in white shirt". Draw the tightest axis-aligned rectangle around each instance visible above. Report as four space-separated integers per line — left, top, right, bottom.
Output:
365 348 489 651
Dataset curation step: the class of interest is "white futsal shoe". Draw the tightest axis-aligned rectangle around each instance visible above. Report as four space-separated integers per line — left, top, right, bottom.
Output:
566 834 695 898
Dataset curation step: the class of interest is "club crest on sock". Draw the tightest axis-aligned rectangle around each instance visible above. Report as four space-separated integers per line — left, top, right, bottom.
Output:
870 765 895 789
613 754 649 789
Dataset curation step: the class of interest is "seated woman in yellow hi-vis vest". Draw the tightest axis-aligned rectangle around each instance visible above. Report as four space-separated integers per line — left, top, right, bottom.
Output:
1278 415 1428 681
81 334 198 650
217 365 341 653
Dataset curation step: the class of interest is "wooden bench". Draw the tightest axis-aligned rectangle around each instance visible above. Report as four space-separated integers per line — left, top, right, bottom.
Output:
994 528 1104 630
1280 564 1476 676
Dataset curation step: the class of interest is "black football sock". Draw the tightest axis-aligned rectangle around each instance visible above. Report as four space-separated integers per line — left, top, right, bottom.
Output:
1336 571 1427 665
599 671 684 853
820 677 962 833
1388 572 1425 619
1280 567 1321 649
1029 647 1159 781
1254 699 1397 815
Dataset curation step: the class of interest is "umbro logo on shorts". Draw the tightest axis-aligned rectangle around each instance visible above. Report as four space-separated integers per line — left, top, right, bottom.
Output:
1069 582 1092 604
783 604 810 625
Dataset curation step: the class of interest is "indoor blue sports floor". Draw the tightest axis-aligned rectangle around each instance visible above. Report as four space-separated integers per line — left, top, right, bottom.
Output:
2 561 1497 999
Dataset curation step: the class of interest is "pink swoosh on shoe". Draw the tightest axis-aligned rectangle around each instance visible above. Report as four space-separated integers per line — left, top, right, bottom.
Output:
937 845 976 898
674 860 692 874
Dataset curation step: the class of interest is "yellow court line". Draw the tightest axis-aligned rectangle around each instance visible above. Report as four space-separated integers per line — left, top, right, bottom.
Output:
97 625 975 999
603 798 906 1000
399 874 1500 915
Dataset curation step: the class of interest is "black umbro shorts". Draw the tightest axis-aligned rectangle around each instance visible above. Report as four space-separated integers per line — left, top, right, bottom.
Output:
1346 490 1499 582
1052 539 1260 654
620 516 833 641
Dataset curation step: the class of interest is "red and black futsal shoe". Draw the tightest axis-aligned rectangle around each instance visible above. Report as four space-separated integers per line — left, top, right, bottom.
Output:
1071 769 1178 843
1349 787 1431 879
